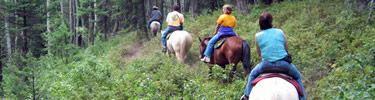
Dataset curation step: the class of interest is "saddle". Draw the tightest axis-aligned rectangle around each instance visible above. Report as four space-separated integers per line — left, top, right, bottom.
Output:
214 35 233 49
152 20 160 22
250 68 304 97
166 31 175 40
166 29 184 40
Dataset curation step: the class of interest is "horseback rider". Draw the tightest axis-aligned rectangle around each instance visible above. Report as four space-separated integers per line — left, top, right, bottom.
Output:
148 6 163 30
201 4 237 63
241 13 306 100
161 5 184 53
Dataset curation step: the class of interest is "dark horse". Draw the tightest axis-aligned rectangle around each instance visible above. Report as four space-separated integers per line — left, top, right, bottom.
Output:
199 36 252 78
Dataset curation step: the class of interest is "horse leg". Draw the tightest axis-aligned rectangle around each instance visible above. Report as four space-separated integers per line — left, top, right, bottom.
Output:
208 65 213 80
225 63 237 83
175 50 183 62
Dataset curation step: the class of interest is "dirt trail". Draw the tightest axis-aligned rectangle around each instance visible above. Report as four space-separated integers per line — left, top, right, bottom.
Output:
124 42 144 60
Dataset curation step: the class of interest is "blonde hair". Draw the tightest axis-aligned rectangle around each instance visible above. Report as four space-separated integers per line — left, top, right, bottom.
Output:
223 4 232 14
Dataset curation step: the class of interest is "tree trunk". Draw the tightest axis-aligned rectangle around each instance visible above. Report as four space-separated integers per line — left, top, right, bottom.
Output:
368 0 374 23
4 0 12 60
160 0 164 20
190 0 199 17
93 0 97 45
170 0 174 12
23 8 28 53
14 0 18 51
178 0 181 8
142 0 149 40
103 0 109 41
88 11 92 46
75 0 79 45
80 0 85 46
260 0 272 5
146 0 151 19
81 15 85 46
32 70 36 100
60 0 64 24
358 0 368 11
184 0 190 13
237 0 248 15
247 0 254 5
189 0 194 17
112 20 118 36
231 0 237 4
0 26 3 100
47 0 51 54
179 0 184 13
69 0 73 43
0 48 3 100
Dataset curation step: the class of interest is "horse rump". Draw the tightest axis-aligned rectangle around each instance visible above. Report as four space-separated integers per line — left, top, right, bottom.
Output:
249 74 299 100
150 21 161 37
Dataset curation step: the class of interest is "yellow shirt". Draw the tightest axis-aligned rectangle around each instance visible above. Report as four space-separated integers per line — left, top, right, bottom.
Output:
166 11 184 27
216 14 236 27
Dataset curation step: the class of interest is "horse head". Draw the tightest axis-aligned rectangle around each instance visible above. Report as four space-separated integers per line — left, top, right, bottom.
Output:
198 37 212 59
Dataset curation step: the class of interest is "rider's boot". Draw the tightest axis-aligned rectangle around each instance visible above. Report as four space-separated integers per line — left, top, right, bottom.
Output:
200 56 210 63
162 46 167 53
240 95 248 100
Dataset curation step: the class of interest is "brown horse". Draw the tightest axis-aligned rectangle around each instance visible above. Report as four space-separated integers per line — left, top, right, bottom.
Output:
199 36 252 77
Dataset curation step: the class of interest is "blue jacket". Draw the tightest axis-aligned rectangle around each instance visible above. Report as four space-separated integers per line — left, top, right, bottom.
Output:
217 26 237 37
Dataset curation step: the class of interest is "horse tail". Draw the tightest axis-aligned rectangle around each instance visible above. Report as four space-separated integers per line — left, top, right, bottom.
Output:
241 40 252 74
179 36 187 62
179 31 193 63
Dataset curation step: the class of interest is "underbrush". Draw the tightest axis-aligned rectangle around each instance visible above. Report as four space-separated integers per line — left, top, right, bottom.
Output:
4 0 374 99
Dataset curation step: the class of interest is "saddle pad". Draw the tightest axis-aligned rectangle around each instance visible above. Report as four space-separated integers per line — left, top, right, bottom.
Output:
166 30 181 40
250 74 304 97
214 38 227 49
166 33 172 40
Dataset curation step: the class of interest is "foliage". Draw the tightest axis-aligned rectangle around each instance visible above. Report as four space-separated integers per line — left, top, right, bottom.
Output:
2 52 44 99
2 0 375 99
318 46 375 99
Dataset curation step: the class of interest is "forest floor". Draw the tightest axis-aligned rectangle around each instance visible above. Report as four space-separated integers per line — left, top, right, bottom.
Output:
124 41 144 61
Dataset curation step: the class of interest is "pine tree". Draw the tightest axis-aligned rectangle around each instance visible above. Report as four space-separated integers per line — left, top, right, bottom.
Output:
368 0 374 23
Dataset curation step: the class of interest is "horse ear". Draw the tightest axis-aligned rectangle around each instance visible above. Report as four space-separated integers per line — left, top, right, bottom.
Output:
197 36 202 42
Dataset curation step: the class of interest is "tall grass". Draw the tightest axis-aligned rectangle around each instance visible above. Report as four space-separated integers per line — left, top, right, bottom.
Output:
26 0 375 99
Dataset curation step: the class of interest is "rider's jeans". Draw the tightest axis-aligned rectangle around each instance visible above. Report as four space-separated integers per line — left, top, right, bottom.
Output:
244 60 306 100
161 26 182 47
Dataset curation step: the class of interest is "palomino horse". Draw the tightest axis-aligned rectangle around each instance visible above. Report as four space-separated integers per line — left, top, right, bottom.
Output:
150 21 161 37
249 76 299 100
166 30 193 63
199 36 252 77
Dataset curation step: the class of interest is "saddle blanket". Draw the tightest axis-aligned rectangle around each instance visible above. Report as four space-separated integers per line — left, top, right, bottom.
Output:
250 74 304 96
166 30 181 40
214 38 227 49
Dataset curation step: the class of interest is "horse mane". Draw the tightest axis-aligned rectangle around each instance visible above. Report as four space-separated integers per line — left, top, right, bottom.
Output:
201 37 212 46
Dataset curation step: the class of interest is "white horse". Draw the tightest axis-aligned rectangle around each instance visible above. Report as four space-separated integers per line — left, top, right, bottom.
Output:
150 21 161 37
166 30 193 63
249 77 299 100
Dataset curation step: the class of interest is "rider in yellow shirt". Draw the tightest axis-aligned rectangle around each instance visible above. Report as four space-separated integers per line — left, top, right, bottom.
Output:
161 5 184 53
201 4 237 63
